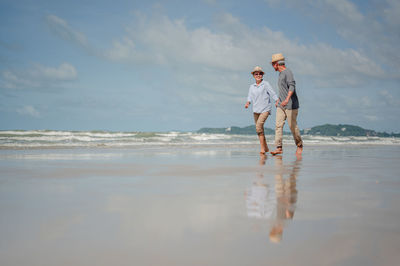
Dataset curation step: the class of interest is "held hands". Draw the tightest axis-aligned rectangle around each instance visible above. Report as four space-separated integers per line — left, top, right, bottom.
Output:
280 99 289 107
280 91 293 108
248 99 287 108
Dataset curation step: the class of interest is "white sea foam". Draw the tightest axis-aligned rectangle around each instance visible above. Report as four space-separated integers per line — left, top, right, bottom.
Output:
190 133 232 141
0 130 399 149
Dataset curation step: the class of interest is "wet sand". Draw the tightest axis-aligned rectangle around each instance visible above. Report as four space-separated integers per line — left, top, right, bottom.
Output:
0 145 399 266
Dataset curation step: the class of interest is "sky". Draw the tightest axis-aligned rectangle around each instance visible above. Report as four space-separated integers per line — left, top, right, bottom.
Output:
1 0 400 132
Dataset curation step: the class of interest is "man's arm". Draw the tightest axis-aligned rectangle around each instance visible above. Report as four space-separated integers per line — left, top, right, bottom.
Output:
281 90 294 107
281 70 295 107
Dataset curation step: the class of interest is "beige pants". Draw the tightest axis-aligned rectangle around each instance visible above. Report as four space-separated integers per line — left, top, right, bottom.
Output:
253 112 270 135
275 108 302 148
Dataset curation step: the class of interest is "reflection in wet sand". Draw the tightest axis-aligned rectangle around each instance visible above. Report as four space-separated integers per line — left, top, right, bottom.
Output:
1 146 400 265
245 155 275 219
245 154 302 243
270 155 301 243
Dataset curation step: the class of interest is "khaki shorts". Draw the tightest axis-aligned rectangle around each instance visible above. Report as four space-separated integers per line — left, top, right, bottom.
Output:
253 112 270 135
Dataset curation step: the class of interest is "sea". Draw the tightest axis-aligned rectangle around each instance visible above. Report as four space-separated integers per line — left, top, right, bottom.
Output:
1 130 399 149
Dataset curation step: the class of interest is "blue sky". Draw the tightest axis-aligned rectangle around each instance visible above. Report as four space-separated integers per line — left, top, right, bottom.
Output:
1 0 399 132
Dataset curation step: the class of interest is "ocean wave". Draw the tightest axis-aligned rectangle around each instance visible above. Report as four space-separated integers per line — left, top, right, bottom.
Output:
190 133 232 141
0 130 399 149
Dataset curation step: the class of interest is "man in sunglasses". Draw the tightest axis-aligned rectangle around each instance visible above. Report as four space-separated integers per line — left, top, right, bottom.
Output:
270 53 303 156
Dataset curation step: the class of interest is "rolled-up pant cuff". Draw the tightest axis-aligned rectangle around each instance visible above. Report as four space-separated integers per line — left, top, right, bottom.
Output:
253 112 270 135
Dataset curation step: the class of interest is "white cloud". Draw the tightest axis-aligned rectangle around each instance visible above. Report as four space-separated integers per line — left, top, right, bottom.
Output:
265 0 363 23
46 15 89 49
45 8 394 91
1 71 35 89
102 11 385 88
383 0 400 27
380 90 400 106
324 0 364 23
105 13 251 71
30 63 77 81
264 0 400 72
46 12 383 89
16 105 40 118
1 63 77 89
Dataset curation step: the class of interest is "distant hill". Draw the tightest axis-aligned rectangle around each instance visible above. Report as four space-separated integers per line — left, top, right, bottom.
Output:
197 124 400 137
301 124 400 137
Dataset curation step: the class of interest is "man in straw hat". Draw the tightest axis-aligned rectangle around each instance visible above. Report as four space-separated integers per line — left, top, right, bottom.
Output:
245 66 278 155
270 53 303 155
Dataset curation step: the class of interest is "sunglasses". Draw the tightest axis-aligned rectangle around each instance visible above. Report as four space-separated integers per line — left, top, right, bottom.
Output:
253 73 264 76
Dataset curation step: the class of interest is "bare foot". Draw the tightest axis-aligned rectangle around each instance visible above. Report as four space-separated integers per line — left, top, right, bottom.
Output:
270 148 283 155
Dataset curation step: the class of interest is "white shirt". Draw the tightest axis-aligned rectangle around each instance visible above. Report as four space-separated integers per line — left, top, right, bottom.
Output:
247 80 278 113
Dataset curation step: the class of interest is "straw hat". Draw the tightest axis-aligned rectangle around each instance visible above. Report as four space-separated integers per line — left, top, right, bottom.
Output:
251 66 264 75
271 53 285 63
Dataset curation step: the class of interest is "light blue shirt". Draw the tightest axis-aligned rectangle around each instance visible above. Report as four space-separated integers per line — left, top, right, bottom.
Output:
247 80 278 113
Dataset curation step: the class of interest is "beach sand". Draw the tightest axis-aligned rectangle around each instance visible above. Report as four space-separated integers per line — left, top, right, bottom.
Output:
0 145 399 266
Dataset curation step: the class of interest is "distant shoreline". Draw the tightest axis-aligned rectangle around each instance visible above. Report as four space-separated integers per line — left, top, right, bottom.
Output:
0 124 399 138
197 123 400 137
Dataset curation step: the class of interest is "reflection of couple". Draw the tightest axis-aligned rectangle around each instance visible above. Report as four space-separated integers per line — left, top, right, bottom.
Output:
245 155 301 243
